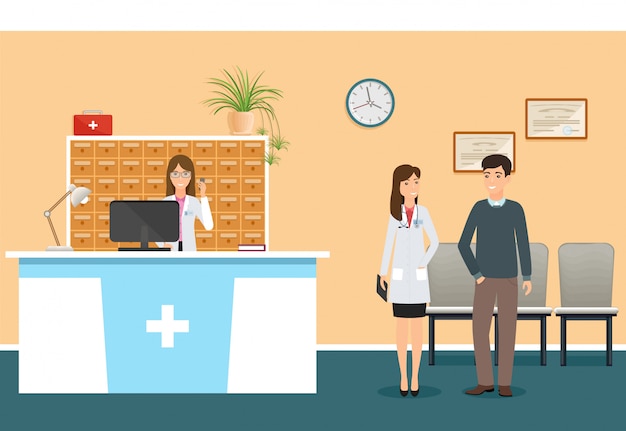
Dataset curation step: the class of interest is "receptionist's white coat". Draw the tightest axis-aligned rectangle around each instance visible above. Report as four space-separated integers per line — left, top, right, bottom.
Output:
159 195 214 251
379 204 439 304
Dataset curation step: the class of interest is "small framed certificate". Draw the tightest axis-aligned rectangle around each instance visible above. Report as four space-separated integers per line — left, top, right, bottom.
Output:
526 98 587 139
453 132 515 173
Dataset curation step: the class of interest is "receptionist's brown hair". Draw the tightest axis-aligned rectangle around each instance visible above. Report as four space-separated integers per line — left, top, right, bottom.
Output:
165 154 196 197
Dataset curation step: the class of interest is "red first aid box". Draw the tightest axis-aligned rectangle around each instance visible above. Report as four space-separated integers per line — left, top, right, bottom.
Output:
74 110 113 135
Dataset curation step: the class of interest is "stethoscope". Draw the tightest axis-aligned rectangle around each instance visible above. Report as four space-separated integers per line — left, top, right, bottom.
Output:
398 205 420 229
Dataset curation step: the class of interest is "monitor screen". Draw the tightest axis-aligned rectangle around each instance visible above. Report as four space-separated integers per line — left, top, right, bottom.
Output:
109 200 179 251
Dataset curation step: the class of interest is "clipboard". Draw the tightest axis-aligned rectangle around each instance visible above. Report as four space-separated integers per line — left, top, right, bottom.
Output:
376 274 388 302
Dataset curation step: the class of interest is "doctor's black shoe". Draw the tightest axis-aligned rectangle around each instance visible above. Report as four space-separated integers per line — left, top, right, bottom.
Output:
399 387 408 397
411 388 419 397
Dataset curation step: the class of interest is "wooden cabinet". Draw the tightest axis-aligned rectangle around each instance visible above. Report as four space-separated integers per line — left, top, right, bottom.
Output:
67 136 268 251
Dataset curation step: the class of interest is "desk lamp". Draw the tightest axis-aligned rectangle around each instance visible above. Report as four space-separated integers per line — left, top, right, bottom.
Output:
44 184 92 251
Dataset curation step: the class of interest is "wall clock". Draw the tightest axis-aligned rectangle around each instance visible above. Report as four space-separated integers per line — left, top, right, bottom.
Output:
346 78 395 127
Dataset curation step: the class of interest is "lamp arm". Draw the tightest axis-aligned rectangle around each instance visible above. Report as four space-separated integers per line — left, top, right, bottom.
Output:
46 214 61 247
46 189 73 213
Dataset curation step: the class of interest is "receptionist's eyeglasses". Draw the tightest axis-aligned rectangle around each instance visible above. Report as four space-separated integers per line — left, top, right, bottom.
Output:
170 171 192 178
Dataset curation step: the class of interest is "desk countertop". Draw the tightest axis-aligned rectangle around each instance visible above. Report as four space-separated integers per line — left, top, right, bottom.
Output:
5 251 330 259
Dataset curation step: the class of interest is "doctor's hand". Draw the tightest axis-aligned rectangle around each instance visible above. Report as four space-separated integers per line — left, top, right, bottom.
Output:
476 276 486 285
379 274 388 291
522 281 533 296
197 180 207 198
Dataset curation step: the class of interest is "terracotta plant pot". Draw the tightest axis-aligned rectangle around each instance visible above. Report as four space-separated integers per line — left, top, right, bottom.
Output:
227 111 254 135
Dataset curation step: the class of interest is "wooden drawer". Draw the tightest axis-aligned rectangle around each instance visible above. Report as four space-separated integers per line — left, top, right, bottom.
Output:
217 141 240 158
216 214 240 230
95 141 118 157
71 141 94 158
217 232 240 250
195 159 216 177
242 195 264 212
242 213 264 230
95 214 110 231
241 231 265 244
95 232 115 250
217 178 240 194
242 141 265 158
95 160 118 176
242 160 263 176
195 231 216 250
199 178 216 194
144 195 164 202
120 141 143 158
120 178 142 194
193 141 216 158
217 160 240 176
144 159 166 176
95 196 116 213
120 159 142 175
144 178 166 195
144 141 167 157
71 214 94 231
71 196 94 212
242 177 264 194
71 160 93 176
169 141 192 156
70 177 93 190
72 232 94 249
217 196 240 212
95 178 118 194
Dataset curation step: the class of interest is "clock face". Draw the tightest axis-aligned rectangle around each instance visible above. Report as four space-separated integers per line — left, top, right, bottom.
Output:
346 78 395 127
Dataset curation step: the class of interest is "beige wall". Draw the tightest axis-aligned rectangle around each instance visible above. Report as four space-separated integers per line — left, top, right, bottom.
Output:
1 32 624 345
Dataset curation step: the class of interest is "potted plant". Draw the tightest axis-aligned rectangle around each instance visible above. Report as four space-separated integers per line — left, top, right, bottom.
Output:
202 67 290 165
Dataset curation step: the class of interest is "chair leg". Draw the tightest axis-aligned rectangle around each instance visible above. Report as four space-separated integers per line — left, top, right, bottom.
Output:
494 315 499 366
540 316 547 366
428 316 435 365
560 316 567 366
607 316 613 366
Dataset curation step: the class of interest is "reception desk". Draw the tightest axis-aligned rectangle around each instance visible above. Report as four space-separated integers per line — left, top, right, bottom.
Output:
6 251 329 394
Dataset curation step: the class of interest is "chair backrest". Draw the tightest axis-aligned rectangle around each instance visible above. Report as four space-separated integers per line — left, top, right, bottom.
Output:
558 242 614 307
516 243 549 307
428 243 476 306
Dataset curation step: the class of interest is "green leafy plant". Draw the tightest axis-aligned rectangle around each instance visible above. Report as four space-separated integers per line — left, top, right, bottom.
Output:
202 66 291 165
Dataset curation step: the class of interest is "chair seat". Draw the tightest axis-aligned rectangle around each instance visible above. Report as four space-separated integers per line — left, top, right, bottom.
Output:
554 306 618 316
425 306 474 315
494 306 552 315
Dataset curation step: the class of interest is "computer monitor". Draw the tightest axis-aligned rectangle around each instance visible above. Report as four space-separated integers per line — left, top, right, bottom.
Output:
109 200 179 251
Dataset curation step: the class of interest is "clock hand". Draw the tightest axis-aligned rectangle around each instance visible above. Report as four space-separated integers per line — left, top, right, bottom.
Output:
353 103 369 110
366 87 372 103
372 103 382 109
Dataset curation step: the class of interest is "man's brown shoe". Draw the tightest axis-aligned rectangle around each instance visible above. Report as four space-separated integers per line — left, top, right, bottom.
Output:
498 386 512 397
465 385 494 395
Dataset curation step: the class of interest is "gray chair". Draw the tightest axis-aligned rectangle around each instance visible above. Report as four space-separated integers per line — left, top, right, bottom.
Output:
555 243 618 366
426 243 495 365
495 242 551 365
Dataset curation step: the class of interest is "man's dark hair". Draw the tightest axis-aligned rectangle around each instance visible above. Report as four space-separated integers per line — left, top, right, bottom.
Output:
482 154 512 176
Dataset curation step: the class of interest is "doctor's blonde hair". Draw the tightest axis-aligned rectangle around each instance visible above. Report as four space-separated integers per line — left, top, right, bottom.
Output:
390 164 421 221
165 154 197 197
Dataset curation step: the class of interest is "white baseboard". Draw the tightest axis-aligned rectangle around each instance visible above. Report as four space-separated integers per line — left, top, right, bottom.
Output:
0 344 19 351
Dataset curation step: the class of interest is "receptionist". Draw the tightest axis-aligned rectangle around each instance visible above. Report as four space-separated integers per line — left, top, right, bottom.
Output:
159 154 214 251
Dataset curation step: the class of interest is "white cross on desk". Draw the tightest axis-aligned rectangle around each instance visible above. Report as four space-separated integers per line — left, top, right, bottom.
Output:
88 120 99 130
146 305 189 348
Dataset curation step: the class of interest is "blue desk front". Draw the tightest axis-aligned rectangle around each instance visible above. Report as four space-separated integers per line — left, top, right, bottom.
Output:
7 251 329 394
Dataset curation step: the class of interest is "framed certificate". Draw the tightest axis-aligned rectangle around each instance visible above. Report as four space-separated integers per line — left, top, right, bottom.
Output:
526 98 587 139
453 132 515 173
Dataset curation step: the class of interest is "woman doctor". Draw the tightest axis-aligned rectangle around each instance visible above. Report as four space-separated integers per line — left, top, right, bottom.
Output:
160 154 214 251
378 164 439 397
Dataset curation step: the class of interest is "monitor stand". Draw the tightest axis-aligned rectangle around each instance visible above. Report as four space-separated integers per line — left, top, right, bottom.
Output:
118 241 171 251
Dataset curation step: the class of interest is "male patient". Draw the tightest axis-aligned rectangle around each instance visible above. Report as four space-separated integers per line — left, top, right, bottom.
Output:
458 154 532 397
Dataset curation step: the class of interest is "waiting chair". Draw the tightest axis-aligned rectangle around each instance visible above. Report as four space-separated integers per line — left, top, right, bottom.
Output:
555 243 618 366
426 243 494 365
495 242 551 365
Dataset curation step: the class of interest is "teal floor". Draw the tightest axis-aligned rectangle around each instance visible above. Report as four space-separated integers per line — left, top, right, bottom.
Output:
0 350 622 430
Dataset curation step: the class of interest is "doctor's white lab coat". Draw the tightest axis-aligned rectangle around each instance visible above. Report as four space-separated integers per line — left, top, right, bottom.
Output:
379 204 439 304
159 194 214 251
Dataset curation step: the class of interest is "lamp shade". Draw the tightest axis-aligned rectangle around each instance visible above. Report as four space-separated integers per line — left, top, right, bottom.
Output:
70 187 92 207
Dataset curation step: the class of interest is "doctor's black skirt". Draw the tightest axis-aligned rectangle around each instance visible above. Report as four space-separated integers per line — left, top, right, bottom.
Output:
393 303 427 318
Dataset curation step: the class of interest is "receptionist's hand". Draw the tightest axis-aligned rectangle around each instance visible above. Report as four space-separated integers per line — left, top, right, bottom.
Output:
198 180 207 198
